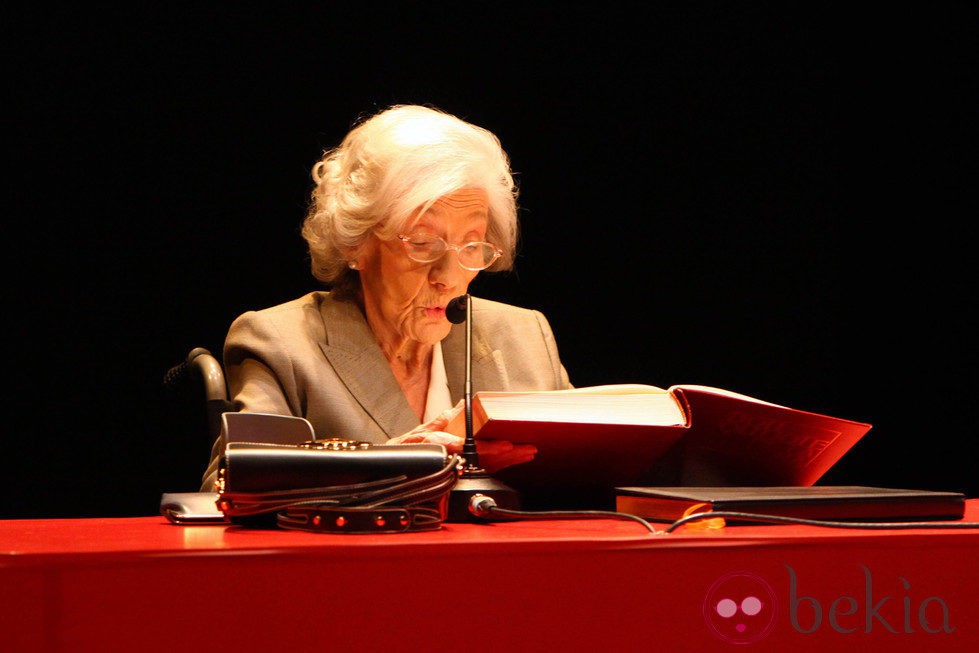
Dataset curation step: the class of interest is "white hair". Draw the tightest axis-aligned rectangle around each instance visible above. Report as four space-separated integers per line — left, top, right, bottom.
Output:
301 104 519 296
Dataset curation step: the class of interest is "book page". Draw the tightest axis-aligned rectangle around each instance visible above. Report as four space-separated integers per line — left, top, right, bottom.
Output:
472 384 667 398
475 391 686 425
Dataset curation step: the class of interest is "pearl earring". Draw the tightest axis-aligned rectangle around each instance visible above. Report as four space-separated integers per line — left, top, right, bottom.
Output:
348 260 359 270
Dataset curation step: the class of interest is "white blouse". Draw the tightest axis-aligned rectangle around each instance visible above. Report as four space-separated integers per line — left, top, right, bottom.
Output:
422 341 453 422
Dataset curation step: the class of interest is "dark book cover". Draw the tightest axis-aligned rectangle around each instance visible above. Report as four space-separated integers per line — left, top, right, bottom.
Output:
615 486 966 522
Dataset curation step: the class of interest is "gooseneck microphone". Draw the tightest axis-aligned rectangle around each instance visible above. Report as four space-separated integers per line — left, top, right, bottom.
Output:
444 294 520 521
445 294 478 467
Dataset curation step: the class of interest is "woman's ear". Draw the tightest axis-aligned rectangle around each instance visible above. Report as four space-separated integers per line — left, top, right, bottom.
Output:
341 234 378 270
339 244 359 264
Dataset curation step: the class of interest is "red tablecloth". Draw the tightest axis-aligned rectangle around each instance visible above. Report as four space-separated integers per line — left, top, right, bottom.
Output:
3 501 978 652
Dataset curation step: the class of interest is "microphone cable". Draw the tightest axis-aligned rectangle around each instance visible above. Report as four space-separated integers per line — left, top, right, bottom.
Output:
467 496 979 536
468 494 663 534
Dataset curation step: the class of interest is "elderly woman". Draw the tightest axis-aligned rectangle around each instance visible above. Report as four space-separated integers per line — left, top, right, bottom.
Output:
201 104 572 491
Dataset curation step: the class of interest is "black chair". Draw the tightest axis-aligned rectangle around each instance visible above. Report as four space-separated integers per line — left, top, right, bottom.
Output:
157 347 240 520
163 347 239 446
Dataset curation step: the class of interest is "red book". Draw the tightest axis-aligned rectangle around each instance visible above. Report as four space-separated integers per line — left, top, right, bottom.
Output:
446 384 872 502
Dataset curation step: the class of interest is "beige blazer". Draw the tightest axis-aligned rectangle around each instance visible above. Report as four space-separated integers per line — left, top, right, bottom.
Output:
201 291 571 489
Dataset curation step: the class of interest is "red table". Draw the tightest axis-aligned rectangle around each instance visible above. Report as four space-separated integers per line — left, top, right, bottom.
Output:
3 501 979 652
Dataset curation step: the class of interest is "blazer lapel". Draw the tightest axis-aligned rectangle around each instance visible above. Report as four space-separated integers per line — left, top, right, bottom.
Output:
316 297 419 437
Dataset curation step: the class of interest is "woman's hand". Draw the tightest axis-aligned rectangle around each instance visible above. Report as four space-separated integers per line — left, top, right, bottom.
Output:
385 402 537 473
472 439 537 474
386 403 465 446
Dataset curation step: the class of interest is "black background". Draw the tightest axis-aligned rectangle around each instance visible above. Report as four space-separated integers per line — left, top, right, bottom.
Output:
5 3 975 518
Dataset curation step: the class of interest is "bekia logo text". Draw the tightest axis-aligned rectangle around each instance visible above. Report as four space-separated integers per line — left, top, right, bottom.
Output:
788 565 953 635
704 565 953 644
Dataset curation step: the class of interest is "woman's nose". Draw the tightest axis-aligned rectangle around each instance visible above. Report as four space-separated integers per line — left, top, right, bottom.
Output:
428 250 470 289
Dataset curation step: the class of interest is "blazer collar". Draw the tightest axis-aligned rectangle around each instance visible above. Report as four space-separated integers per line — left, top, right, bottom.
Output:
315 295 505 436
316 296 417 437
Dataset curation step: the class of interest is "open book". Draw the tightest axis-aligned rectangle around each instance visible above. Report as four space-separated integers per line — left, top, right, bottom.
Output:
445 384 872 508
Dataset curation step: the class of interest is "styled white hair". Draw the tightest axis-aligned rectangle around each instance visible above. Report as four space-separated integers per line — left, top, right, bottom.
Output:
301 104 519 296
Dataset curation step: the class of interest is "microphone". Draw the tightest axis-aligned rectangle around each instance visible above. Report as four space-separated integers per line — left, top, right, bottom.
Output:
445 294 468 324
445 295 478 468
444 294 520 521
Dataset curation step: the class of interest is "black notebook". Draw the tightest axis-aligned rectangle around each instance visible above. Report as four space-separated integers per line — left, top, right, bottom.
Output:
614 486 966 522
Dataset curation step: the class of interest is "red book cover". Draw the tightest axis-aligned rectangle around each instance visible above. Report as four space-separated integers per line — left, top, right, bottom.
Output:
670 385 872 486
447 384 872 502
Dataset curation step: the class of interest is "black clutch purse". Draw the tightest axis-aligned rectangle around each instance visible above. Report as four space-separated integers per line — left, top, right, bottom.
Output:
217 438 461 533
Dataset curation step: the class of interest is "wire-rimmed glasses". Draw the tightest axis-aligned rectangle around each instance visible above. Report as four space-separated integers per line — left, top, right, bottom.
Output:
397 233 502 271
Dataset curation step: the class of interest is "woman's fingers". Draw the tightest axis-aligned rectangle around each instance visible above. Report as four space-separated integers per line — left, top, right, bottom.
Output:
386 431 464 451
475 440 537 473
386 431 536 473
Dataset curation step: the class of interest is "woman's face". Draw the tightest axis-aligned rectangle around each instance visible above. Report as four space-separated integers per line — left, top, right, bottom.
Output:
358 187 490 346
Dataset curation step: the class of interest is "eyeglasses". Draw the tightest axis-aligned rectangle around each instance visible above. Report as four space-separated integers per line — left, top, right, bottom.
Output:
397 233 503 271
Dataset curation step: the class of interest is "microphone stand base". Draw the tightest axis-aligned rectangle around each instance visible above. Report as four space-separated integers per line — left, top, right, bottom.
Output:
446 469 520 522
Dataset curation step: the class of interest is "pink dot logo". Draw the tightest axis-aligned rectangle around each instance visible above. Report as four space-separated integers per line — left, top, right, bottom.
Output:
703 571 778 644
